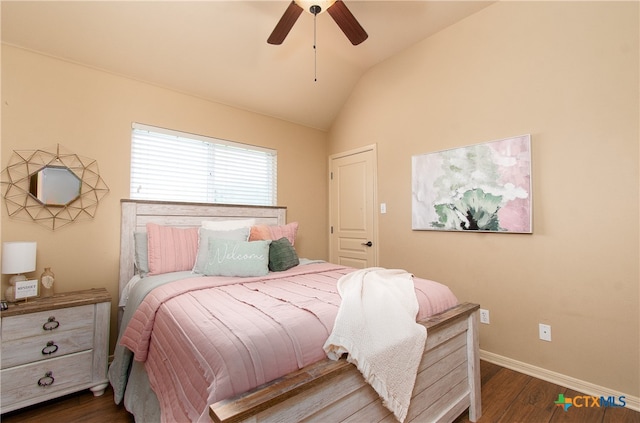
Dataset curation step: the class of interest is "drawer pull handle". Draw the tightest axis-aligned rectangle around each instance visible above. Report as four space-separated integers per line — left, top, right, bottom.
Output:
42 341 59 355
43 316 60 331
37 371 55 387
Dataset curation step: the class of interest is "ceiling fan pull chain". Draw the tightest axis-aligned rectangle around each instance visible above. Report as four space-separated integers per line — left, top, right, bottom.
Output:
313 10 318 82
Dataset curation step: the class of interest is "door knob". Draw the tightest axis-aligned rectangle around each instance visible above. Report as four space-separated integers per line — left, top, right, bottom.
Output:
361 241 373 247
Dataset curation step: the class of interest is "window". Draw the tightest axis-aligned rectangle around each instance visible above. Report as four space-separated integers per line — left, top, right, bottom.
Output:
130 123 277 206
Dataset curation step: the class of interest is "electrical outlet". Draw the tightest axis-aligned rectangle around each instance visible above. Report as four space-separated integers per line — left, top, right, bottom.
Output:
539 323 552 341
479 309 490 324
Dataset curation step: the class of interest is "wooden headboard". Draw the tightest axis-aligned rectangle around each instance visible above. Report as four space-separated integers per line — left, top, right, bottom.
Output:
119 199 287 299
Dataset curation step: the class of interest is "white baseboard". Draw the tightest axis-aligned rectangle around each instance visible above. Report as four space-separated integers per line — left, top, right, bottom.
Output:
480 350 640 412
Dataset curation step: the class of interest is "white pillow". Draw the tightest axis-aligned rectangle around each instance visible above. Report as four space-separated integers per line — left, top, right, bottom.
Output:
201 218 256 231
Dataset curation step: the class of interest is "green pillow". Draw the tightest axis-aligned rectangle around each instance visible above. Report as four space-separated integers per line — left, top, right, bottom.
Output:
269 237 300 272
204 238 271 277
193 227 251 274
133 232 149 276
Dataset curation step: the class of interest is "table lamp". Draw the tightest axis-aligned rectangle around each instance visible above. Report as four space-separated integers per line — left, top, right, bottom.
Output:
2 241 37 302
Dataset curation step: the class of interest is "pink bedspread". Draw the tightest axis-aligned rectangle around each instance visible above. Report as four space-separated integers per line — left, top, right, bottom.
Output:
119 262 458 422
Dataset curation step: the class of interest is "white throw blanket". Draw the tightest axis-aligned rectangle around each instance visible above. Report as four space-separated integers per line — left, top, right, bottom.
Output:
323 268 427 423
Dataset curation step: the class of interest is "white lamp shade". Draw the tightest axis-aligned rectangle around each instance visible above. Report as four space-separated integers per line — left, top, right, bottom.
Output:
2 242 37 274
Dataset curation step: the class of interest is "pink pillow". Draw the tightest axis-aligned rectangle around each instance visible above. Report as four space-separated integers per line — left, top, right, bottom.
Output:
249 222 298 246
146 223 199 275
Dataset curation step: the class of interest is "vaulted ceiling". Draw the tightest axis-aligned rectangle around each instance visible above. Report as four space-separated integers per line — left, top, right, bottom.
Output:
2 1 493 130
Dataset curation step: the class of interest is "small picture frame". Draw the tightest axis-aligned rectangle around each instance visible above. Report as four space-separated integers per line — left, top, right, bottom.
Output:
15 279 39 300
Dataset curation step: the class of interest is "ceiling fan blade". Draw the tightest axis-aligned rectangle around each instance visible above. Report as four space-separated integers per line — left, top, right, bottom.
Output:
267 1 304 45
327 0 368 45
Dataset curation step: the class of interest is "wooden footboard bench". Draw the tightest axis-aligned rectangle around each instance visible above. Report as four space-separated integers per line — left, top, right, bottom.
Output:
210 302 481 423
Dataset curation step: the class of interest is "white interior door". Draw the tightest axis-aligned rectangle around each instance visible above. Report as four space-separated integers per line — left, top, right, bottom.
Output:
329 146 377 268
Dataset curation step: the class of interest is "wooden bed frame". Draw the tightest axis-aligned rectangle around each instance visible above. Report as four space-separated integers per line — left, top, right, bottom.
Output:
118 199 481 423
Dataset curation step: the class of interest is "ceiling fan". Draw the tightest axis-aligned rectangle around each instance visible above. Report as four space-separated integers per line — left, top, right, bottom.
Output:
268 0 368 46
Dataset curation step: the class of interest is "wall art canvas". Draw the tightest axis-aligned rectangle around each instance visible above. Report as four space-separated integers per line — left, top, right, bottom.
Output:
412 134 532 233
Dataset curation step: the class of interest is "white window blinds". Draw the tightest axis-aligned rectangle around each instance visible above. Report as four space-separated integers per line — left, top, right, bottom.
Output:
130 123 277 206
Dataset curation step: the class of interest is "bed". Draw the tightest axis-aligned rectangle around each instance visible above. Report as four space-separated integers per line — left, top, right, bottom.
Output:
109 199 481 423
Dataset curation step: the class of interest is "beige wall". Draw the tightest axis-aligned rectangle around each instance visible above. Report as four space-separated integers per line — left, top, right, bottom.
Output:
1 45 329 351
329 1 639 398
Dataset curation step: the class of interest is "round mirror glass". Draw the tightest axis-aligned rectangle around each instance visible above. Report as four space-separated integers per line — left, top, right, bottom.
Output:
29 165 82 206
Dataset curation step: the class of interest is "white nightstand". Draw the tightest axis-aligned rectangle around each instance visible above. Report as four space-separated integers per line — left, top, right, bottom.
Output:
0 288 111 413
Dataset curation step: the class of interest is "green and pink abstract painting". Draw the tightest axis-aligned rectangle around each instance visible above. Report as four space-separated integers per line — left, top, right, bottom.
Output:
412 134 532 233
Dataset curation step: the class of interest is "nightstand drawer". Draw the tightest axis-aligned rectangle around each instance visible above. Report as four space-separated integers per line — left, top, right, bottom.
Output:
1 325 94 368
1 304 94 341
0 350 93 408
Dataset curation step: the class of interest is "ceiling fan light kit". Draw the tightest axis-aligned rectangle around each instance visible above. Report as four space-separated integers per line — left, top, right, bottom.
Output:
296 0 336 15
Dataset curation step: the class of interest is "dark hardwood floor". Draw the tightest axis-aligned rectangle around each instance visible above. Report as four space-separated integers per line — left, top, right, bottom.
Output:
1 384 134 423
454 361 639 423
2 361 638 422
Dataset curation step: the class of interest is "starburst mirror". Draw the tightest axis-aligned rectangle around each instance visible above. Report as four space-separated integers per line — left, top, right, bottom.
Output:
1 145 109 230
